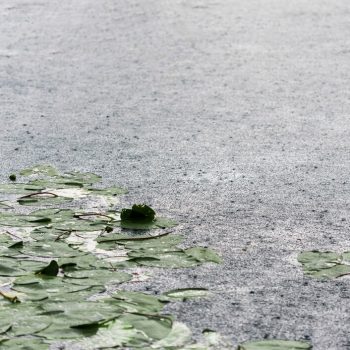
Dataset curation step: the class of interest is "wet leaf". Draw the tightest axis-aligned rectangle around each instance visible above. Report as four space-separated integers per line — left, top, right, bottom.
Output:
119 217 177 230
237 339 312 350
18 193 72 206
88 186 128 197
0 183 44 194
109 291 167 313
298 251 350 279
151 322 192 349
185 247 221 264
20 165 59 177
118 313 172 340
64 269 132 286
20 241 86 258
130 252 200 268
0 338 49 349
73 319 150 349
162 288 210 301
0 201 13 209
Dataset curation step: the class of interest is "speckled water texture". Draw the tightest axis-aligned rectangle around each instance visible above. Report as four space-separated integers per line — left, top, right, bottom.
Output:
1 0 350 349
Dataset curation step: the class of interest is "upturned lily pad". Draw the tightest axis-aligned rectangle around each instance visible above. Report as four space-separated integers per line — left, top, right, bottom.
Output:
237 339 312 350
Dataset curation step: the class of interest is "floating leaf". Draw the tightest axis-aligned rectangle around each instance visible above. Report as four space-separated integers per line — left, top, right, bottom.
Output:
151 322 192 349
18 192 72 206
118 313 172 340
185 247 221 264
237 339 312 350
20 241 86 258
108 291 167 314
0 183 44 194
0 201 13 209
73 319 150 349
88 186 128 197
0 338 49 349
130 252 200 268
163 288 210 301
64 269 132 286
20 165 59 177
119 217 177 230
298 251 350 279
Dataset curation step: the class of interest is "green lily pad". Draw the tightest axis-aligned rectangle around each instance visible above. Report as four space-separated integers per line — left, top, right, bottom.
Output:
118 313 172 340
130 252 200 268
119 217 178 230
185 247 221 264
237 339 312 350
88 186 128 197
18 193 72 206
0 201 13 209
20 241 86 258
162 288 210 301
298 251 350 279
20 165 59 177
64 269 132 286
73 319 151 349
0 183 45 194
0 338 49 349
108 291 167 314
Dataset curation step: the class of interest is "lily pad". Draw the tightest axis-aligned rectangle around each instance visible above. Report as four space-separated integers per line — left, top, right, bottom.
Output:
298 251 350 279
185 247 221 264
162 288 210 301
237 339 312 350
20 165 59 177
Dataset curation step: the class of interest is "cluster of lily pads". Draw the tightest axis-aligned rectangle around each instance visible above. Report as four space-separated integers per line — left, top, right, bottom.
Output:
0 165 312 349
